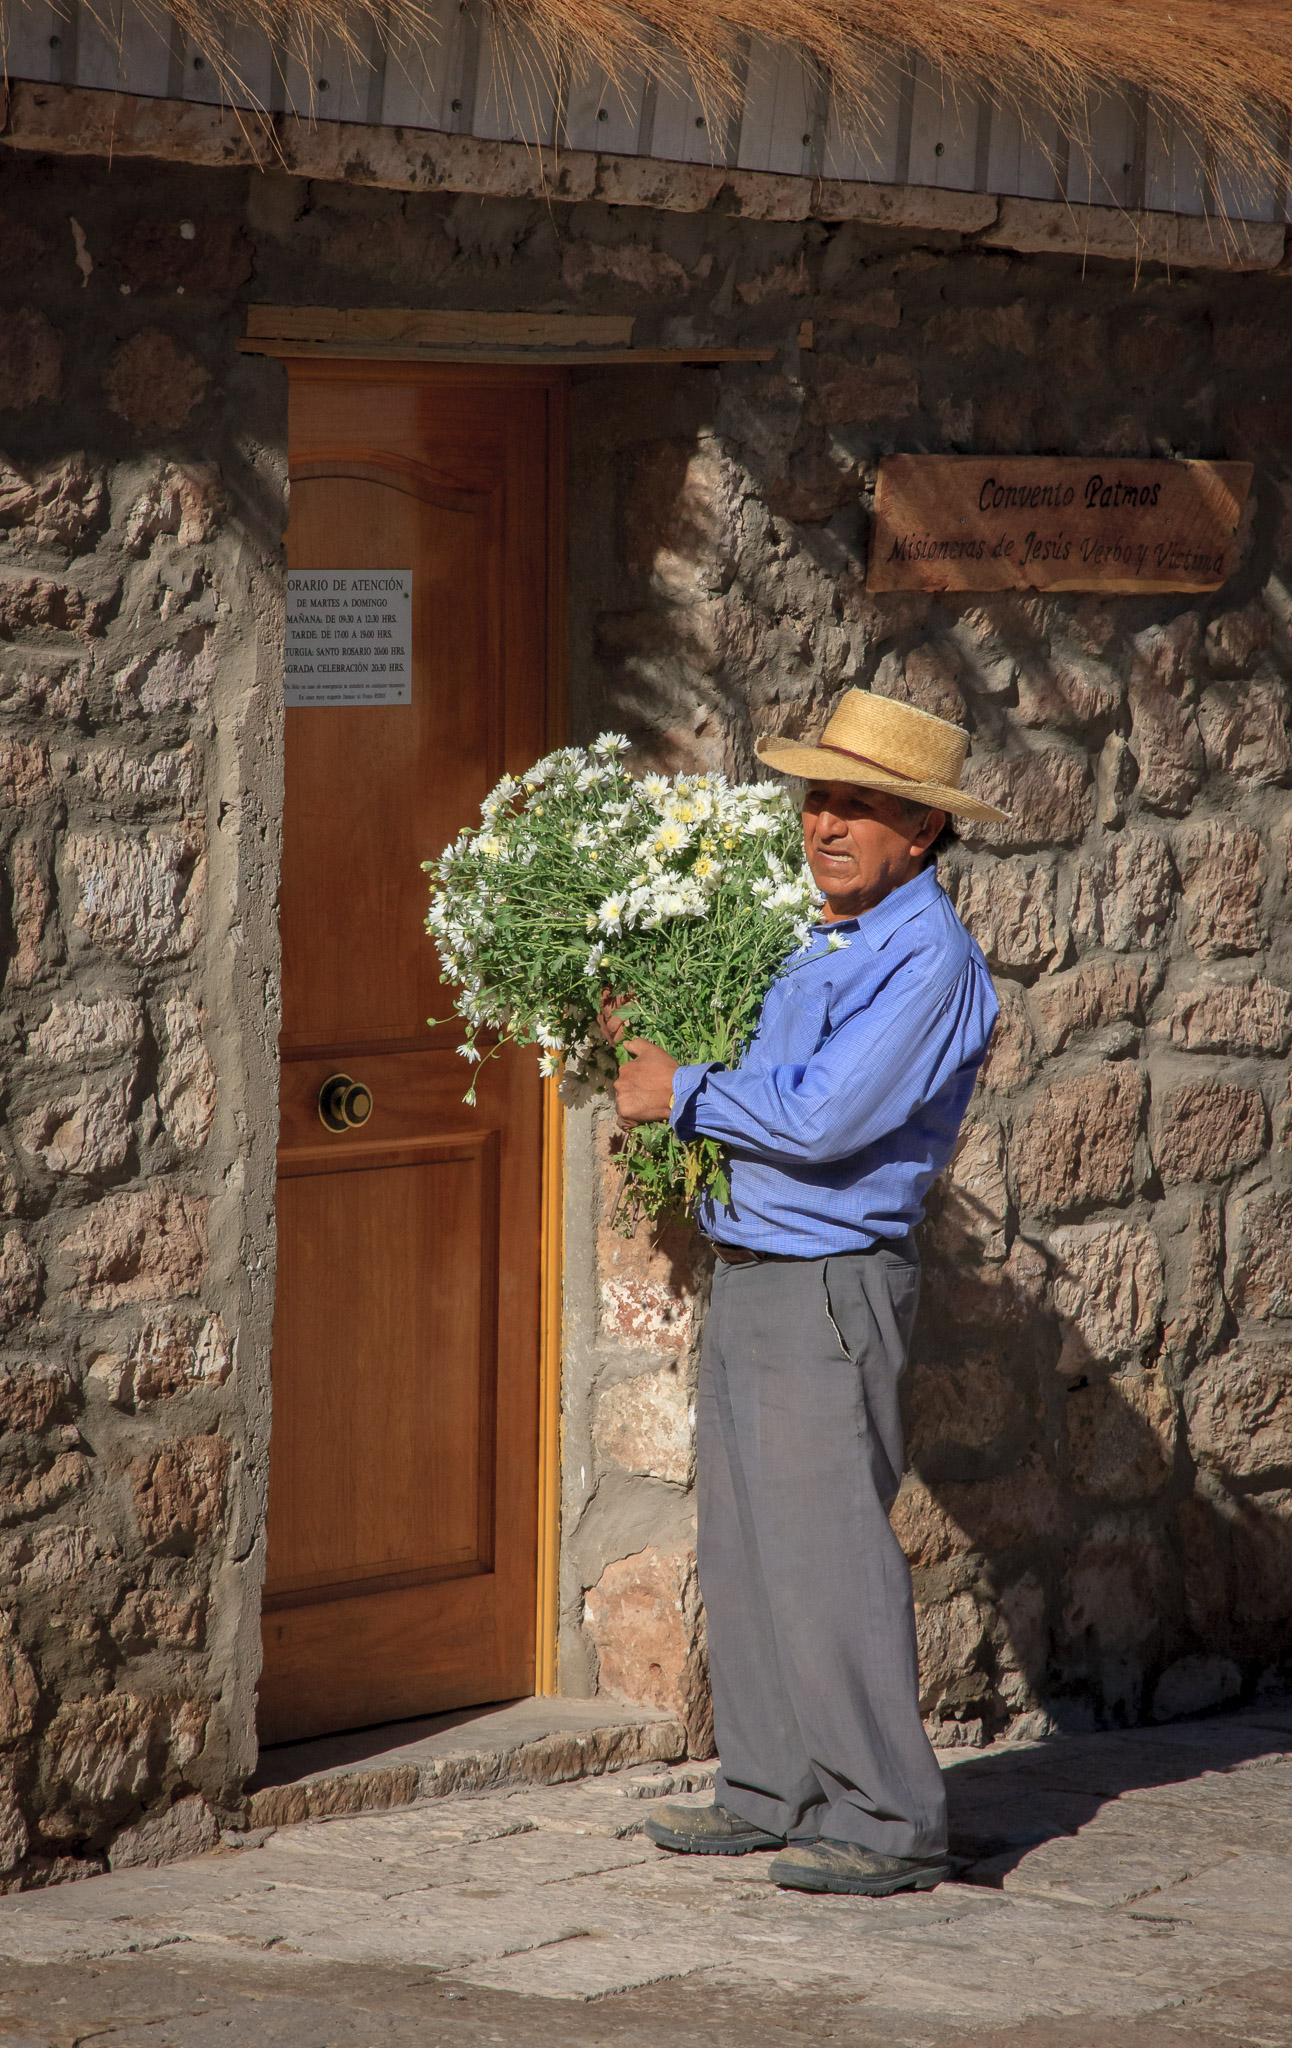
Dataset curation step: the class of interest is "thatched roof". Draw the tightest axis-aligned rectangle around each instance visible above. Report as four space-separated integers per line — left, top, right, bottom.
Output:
48 0 1292 190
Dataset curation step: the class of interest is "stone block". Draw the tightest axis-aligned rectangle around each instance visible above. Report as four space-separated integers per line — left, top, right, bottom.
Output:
26 995 143 1067
0 656 86 721
0 308 61 412
1071 831 1177 951
60 1188 208 1308
593 1363 692 1485
623 440 737 599
1185 1343 1292 1479
894 1455 1067 1567
1205 602 1272 675
991 1572 1049 1711
1150 1079 1266 1184
1050 1218 1165 1367
931 1118 1008 1260
20 1075 133 1177
124 462 225 552
922 301 1036 356
946 860 1061 970
1168 976 1292 1055
1015 655 1118 731
1066 1369 1177 1499
158 997 217 1153
108 1792 220 1869
0 1617 39 1744
131 1434 230 1553
583 1544 712 1757
874 643 966 724
66 827 205 963
1164 1196 1226 1364
825 288 900 328
0 572 105 636
112 636 215 716
807 353 919 428
1199 679 1292 784
960 747 1093 850
104 330 210 434
562 242 688 294
974 982 1038 1093
0 1363 72 1434
6 834 62 988
110 1587 206 1651
0 739 52 809
1031 959 1151 1055
736 255 810 304
79 744 200 809
1127 620 1205 815
916 1590 989 1721
113 216 253 294
906 1351 1020 1457
37 1694 200 1836
0 1448 89 1527
1229 1187 1292 1321
1011 1064 1146 1217
92 1309 231 1407
0 452 106 552
1175 819 1266 958
1151 1654 1241 1722
1057 1518 1170 1719
0 1229 43 1331
0 1760 28 1875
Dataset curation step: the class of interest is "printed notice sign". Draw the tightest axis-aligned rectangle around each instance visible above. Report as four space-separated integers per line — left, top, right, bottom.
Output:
868 457 1252 594
285 571 412 706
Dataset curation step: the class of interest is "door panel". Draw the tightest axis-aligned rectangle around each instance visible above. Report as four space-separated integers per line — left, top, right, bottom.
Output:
261 364 560 1744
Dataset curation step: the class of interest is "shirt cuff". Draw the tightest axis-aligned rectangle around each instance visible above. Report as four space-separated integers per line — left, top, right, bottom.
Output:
669 1062 720 1138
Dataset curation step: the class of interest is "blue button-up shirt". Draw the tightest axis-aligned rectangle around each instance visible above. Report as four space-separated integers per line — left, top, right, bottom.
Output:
669 864 998 1258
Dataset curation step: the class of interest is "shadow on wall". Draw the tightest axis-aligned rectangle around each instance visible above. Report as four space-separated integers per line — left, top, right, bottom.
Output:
903 1165 1292 1748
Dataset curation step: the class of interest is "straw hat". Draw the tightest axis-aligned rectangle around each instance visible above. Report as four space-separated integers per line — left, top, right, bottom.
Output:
755 689 1009 825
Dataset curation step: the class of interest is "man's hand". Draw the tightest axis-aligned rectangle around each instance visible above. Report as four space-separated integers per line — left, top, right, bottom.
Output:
614 1038 679 1128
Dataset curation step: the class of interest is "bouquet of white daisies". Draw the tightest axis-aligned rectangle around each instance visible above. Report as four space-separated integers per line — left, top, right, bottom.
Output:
423 734 823 1228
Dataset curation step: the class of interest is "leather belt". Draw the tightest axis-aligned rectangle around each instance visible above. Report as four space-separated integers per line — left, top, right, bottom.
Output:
707 1239 764 1266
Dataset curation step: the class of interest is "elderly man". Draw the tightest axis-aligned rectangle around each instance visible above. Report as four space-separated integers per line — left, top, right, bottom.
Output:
605 690 1006 1899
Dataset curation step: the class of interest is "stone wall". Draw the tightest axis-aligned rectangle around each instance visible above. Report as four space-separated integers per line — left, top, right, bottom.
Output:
561 255 1292 1748
4 140 1292 1878
0 157 284 1883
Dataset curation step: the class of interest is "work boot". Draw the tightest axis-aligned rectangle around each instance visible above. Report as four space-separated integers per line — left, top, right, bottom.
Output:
645 1800 786 1855
769 1838 950 1896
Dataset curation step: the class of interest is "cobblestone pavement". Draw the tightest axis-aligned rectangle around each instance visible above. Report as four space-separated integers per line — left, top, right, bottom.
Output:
3 1706 1292 2047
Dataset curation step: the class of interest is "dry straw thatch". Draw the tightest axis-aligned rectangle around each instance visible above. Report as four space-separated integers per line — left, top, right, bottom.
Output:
15 0 1292 192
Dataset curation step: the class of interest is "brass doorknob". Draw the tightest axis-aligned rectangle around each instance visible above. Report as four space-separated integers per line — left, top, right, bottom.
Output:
318 1073 373 1132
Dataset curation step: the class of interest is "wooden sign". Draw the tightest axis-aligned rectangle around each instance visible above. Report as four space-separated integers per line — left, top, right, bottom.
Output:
868 456 1252 594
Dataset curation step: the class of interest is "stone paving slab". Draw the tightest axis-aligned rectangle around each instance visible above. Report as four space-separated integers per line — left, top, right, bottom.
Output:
3 1706 1292 2043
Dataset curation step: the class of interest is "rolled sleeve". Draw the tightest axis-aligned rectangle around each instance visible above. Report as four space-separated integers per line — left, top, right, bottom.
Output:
675 966 995 1167
669 1061 722 1138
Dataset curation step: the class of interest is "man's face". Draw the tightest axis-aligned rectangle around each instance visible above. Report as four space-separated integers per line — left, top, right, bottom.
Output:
801 781 945 922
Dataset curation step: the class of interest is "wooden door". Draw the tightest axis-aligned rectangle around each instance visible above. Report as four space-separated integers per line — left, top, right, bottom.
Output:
260 362 563 1744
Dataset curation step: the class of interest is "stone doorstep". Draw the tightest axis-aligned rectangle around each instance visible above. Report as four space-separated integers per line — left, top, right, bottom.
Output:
239 1698 688 1831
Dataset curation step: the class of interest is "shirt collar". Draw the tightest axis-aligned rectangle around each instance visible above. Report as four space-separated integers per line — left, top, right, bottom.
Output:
814 864 942 954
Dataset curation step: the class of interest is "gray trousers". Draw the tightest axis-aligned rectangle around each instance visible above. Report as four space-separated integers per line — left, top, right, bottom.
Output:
697 1244 947 1858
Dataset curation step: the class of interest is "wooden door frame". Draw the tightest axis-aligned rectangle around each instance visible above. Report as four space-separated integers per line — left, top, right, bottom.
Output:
535 372 568 1696
277 356 569 1702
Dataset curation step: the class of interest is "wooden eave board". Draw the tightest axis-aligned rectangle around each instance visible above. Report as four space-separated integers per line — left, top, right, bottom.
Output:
239 339 776 364
245 307 637 347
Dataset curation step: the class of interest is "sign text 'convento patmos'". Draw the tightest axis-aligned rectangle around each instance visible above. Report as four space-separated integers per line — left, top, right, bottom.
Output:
285 570 413 706
868 457 1252 594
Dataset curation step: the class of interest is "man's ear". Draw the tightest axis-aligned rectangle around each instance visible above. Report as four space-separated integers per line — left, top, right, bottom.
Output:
913 807 946 853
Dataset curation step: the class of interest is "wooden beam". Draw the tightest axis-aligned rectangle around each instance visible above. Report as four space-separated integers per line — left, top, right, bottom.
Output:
238 338 777 365
245 306 636 348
